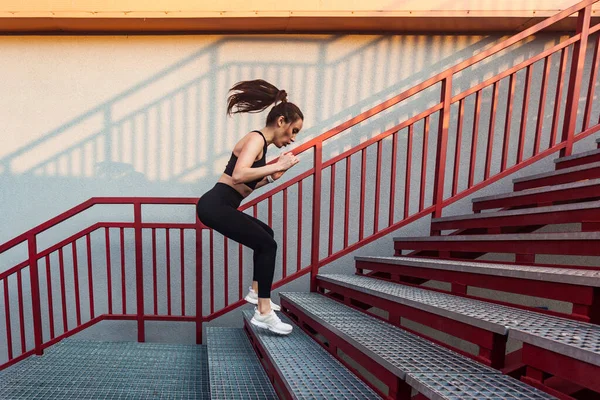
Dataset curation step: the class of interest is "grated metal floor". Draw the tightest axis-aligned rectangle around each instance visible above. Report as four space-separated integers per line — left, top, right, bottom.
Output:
207 327 278 399
0 338 210 399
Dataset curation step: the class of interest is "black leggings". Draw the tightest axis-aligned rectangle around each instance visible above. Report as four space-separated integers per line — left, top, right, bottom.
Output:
196 183 277 298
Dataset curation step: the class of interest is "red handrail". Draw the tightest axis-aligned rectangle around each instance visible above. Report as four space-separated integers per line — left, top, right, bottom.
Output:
1 0 599 371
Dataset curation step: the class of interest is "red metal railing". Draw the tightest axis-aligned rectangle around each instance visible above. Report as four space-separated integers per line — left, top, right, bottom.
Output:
1 0 599 371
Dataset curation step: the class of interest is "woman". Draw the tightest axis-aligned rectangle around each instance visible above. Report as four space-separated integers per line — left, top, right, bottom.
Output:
196 79 303 335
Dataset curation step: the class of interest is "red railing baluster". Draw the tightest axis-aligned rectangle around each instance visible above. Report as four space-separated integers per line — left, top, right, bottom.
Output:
389 131 398 226
561 5 592 156
105 228 113 315
298 181 303 272
404 125 413 219
551 47 569 148
166 228 172 315
27 235 43 356
71 241 81 326
283 187 288 277
583 34 600 131
420 116 429 212
534 57 551 155
180 229 185 316
469 91 481 188
45 255 55 339
432 75 452 220
4 278 13 360
452 99 464 196
152 228 157 315
86 234 94 320
502 74 516 171
134 203 144 341
58 247 67 332
374 140 383 232
359 149 366 241
517 66 533 164
344 157 351 247
328 166 335 256
485 82 499 179
310 143 323 292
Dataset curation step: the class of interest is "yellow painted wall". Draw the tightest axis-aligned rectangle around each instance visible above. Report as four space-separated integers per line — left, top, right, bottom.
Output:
0 0 598 16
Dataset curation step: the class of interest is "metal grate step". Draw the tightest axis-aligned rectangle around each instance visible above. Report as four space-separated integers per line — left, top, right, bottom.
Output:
354 255 600 287
280 292 556 400
555 148 600 164
471 178 600 204
432 199 600 223
317 274 600 367
207 327 279 400
513 161 600 184
0 337 210 399
242 309 381 399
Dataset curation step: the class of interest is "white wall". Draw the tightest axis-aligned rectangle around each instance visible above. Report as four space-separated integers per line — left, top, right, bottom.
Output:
0 33 598 356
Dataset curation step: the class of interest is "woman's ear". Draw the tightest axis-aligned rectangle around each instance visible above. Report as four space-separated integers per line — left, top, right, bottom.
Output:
277 115 285 128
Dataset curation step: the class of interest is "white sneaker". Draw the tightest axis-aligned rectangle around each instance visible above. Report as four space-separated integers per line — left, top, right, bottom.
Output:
244 286 281 311
250 307 293 335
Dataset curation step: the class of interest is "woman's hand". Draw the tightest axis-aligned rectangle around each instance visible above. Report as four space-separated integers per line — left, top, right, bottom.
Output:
276 152 299 172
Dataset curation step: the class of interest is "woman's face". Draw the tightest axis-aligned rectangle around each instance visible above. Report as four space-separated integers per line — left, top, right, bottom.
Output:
275 117 303 148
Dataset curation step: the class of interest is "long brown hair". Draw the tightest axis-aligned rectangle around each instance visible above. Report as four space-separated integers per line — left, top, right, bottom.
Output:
226 79 304 125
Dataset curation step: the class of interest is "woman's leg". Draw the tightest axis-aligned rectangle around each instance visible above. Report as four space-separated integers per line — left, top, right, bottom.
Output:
240 213 274 286
198 202 277 300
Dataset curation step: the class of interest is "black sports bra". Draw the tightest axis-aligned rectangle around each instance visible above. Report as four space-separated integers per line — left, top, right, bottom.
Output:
223 130 268 190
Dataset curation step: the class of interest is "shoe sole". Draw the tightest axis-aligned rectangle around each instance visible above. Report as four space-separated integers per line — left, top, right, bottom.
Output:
250 317 293 335
244 295 281 311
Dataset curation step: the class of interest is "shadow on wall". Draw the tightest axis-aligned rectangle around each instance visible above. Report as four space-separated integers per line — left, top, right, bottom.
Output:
0 32 590 243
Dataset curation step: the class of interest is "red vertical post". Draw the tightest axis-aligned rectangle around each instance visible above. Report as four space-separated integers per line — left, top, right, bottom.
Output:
195 221 203 344
432 74 453 222
133 202 145 342
310 143 323 292
560 5 592 157
27 235 43 356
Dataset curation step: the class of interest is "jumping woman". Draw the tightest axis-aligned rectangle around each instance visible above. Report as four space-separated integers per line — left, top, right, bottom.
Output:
196 79 303 335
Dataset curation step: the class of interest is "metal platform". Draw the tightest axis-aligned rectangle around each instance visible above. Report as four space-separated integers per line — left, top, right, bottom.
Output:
242 309 381 400
0 337 210 399
279 292 556 400
317 274 600 367
207 327 278 400
354 255 600 287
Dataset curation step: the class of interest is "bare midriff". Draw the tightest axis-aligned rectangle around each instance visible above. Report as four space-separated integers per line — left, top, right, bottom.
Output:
217 174 254 198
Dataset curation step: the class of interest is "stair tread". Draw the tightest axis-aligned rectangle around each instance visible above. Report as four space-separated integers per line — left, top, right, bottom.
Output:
316 274 600 367
280 292 556 400
555 148 600 163
512 161 600 183
241 309 380 399
354 256 600 287
472 178 600 203
393 231 600 242
433 199 600 223
207 327 277 400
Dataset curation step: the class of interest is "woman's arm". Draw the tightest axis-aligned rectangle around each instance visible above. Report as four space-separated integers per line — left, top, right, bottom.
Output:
231 132 281 185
